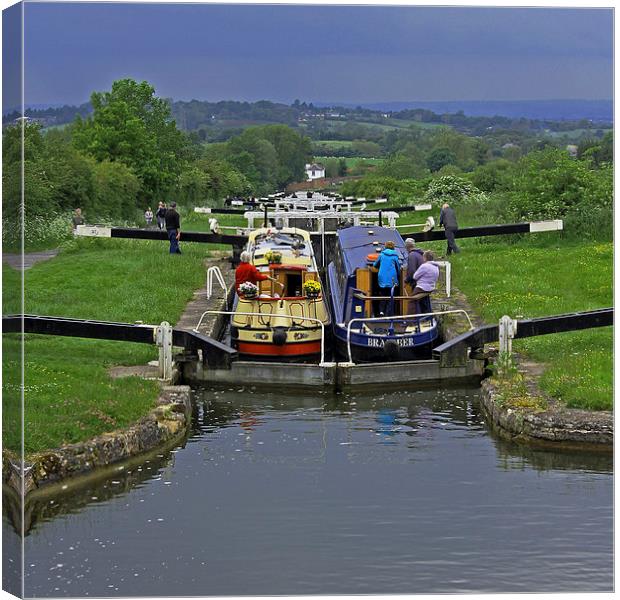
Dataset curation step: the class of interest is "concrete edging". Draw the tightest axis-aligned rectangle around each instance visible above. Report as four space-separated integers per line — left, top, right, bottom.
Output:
479 377 613 450
2 385 192 496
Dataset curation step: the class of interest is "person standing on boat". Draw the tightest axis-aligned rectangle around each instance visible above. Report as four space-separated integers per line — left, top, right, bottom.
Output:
235 251 279 292
439 203 460 255
411 251 440 315
404 238 425 314
373 240 402 316
165 202 182 254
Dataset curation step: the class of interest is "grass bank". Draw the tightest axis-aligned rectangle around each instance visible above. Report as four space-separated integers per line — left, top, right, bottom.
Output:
397 204 611 410
444 237 612 411
2 236 209 454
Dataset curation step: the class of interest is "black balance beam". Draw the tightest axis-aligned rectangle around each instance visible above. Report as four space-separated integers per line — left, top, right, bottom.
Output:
433 308 613 359
3 315 237 368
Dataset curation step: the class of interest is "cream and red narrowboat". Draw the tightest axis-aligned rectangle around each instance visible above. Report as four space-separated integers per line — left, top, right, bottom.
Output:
231 227 331 361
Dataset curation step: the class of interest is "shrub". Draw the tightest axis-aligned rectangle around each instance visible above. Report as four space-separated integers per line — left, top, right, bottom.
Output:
424 175 486 206
3 212 73 252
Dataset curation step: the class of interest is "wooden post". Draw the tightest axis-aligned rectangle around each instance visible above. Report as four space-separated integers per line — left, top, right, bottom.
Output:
157 321 173 381
499 315 517 356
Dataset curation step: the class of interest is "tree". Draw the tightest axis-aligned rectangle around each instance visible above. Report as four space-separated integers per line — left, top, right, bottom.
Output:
470 159 513 192
427 147 457 172
72 78 187 201
507 148 604 220
351 139 381 157
2 123 54 219
92 160 141 221
377 154 429 180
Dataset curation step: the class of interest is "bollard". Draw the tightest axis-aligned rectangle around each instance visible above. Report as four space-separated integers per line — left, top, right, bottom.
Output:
156 321 173 381
498 315 517 356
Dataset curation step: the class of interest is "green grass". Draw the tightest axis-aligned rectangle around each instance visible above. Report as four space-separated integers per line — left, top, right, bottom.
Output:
2 237 210 454
448 238 612 411
312 140 355 151
314 156 385 168
544 128 610 140
387 118 444 130
393 204 612 410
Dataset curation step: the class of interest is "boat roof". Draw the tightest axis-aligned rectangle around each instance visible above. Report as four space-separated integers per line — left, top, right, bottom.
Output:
338 226 407 275
248 227 314 269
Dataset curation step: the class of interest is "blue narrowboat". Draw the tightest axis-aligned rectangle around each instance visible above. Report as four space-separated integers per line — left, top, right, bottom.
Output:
327 226 440 362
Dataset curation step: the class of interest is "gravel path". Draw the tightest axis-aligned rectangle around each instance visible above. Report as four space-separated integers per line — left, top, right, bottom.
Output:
3 248 60 270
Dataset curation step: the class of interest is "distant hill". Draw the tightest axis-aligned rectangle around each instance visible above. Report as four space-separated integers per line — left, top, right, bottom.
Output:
317 99 613 123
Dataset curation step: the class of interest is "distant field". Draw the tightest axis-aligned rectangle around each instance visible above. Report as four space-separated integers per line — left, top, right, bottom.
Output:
543 128 611 140
314 156 385 168
41 123 69 132
387 118 444 130
312 140 355 149
322 118 445 133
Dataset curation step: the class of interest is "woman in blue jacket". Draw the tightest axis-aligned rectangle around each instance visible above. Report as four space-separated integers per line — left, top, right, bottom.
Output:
373 241 402 316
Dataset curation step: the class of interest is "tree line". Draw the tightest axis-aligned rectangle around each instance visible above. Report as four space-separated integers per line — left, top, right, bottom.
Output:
5 95 611 143
339 133 613 241
3 79 313 225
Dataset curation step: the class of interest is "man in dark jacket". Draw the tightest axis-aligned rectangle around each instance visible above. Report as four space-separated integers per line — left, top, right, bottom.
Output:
439 203 460 255
165 202 181 254
156 202 167 230
404 238 424 314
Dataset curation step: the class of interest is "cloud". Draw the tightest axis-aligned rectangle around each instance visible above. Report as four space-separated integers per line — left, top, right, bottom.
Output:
23 4 613 105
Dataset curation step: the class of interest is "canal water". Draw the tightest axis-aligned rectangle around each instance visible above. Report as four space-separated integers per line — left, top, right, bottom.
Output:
4 386 613 596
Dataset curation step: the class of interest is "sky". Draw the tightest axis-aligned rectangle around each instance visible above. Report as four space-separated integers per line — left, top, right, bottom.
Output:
6 2 615 108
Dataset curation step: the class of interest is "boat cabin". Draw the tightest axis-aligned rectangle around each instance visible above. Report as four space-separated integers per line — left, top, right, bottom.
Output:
249 228 320 298
330 226 414 321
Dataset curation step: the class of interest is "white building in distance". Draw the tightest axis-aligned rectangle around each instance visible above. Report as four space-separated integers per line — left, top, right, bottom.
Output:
305 163 326 180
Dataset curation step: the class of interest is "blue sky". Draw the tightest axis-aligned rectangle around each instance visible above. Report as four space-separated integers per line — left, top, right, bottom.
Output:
12 3 615 106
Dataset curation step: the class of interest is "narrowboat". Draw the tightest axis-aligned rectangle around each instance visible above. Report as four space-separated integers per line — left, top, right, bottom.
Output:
231 227 331 361
327 226 440 363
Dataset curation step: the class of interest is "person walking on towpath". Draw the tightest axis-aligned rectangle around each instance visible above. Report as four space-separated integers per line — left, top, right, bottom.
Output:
144 207 153 227
165 202 182 254
71 207 84 233
373 240 402 317
411 251 440 315
156 202 167 230
404 238 424 315
439 202 460 255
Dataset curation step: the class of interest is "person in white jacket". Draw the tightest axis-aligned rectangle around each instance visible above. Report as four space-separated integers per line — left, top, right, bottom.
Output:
411 251 439 315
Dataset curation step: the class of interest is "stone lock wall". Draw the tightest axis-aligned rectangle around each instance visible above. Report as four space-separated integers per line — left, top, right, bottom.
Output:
3 386 192 496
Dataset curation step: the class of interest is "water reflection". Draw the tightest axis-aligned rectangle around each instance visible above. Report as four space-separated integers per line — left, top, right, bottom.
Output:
4 385 612 596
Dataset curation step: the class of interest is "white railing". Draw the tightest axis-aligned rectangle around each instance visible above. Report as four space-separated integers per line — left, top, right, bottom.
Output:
193 310 328 365
435 260 451 298
345 309 474 363
206 266 228 309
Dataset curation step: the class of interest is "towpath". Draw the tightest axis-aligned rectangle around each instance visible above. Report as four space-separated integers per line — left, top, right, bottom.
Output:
4 248 60 270
175 255 235 335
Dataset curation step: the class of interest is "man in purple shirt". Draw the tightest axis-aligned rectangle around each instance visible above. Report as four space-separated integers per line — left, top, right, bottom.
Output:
411 251 439 315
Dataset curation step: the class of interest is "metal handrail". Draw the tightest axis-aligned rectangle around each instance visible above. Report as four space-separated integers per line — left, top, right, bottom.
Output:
193 310 327 365
206 266 228 309
345 309 474 363
353 293 422 301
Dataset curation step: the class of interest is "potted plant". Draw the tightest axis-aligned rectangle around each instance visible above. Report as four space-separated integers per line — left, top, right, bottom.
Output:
264 250 282 264
303 280 321 299
239 281 259 299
